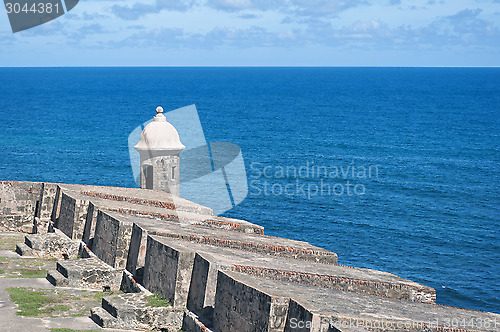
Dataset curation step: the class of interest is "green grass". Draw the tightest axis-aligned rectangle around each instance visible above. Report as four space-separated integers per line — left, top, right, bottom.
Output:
7 268 48 278
0 236 21 250
145 293 171 307
20 260 44 267
91 290 115 301
50 329 103 332
7 287 72 316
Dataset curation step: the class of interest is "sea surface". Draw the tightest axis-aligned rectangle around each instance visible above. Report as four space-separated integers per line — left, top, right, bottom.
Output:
0 67 498 313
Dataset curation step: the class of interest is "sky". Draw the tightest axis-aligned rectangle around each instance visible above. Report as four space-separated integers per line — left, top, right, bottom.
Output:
0 0 499 66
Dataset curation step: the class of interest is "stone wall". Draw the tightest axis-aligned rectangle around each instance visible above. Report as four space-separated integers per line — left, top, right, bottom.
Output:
188 252 223 321
39 182 58 219
92 210 133 269
284 300 324 332
125 222 148 277
82 201 98 246
58 191 90 240
3 181 499 332
213 271 290 332
142 235 195 307
0 181 42 232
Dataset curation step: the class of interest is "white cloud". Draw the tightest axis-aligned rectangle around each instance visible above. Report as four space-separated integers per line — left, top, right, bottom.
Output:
111 0 196 20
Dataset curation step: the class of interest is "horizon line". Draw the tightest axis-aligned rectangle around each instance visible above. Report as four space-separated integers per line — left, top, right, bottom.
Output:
1 65 499 68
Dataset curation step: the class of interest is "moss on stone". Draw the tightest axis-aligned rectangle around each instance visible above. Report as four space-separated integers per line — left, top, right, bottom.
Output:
146 293 171 307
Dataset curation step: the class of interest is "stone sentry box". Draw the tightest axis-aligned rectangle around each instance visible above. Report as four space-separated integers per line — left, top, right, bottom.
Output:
134 106 185 196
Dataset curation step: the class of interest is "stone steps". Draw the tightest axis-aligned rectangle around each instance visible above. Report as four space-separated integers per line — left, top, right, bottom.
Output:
157 236 435 304
56 183 215 215
46 269 69 287
86 194 262 235
215 271 500 332
91 292 184 331
15 229 80 259
77 187 213 216
62 188 263 236
46 257 123 291
90 306 121 329
122 213 337 265
15 242 35 257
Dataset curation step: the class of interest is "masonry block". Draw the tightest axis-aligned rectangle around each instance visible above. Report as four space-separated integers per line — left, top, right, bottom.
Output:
92 210 133 269
213 271 290 332
186 252 219 321
82 201 99 246
0 181 42 232
142 235 196 308
126 223 148 277
92 292 185 331
57 191 90 240
47 257 123 290
16 229 80 259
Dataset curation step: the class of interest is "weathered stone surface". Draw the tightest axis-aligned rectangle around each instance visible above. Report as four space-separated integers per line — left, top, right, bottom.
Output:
32 216 52 234
57 191 91 240
126 223 148 278
169 238 435 328
47 257 123 291
2 181 499 332
142 235 195 308
92 292 185 331
39 182 58 219
115 213 337 264
187 252 219 321
219 271 500 332
77 191 262 234
182 310 215 332
214 270 290 332
50 184 63 224
82 201 98 246
0 181 41 232
92 210 133 269
16 229 80 259
76 183 213 215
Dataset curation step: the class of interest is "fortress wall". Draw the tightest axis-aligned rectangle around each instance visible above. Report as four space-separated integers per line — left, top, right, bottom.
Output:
92 210 133 269
50 185 63 224
82 201 99 246
231 265 436 304
33 182 60 234
182 311 215 332
0 181 42 232
125 223 148 276
284 300 325 332
39 182 58 219
57 191 90 240
213 271 290 332
142 235 195 308
186 252 219 319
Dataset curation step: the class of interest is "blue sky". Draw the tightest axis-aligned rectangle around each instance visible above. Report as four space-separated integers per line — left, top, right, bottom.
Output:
1 0 499 66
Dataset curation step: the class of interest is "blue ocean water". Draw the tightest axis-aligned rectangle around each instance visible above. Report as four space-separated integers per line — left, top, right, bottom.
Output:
0 67 498 313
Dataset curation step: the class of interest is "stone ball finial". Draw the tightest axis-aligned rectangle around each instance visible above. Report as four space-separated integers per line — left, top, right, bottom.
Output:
134 105 185 152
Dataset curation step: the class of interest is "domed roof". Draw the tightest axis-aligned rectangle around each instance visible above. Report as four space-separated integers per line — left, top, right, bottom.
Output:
134 106 185 152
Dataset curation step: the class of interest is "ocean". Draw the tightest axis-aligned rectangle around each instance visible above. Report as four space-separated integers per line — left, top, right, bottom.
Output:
0 67 498 313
